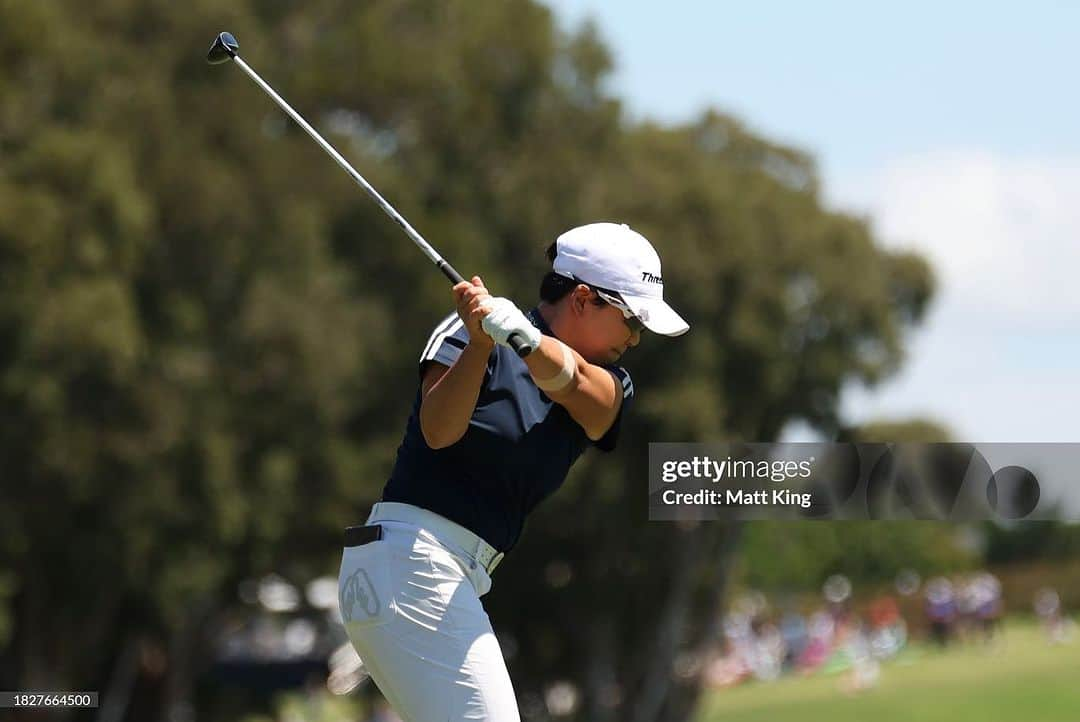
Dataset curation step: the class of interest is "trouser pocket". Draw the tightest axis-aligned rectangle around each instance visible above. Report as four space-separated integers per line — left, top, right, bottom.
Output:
338 536 393 629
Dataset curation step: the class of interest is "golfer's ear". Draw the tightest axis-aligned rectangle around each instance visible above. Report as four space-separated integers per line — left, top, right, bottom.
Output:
571 285 590 315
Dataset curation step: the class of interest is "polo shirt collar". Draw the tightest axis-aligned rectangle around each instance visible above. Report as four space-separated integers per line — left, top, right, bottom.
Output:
527 306 557 340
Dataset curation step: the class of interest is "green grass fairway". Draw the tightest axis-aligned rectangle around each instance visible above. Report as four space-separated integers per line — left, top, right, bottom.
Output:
697 622 1080 722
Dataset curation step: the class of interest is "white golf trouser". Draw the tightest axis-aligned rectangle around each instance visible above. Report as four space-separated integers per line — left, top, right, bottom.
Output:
338 503 520 722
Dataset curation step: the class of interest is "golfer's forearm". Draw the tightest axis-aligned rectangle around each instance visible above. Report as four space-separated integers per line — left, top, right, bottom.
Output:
525 336 619 439
419 342 492 448
522 336 581 384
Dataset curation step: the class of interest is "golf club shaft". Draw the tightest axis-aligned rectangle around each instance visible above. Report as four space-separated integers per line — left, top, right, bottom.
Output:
228 54 533 357
230 57 460 282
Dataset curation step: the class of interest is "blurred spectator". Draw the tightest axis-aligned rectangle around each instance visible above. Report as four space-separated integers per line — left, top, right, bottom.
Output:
779 608 809 671
867 594 907 659
974 572 1004 643
924 577 958 647
1034 588 1076 645
957 574 980 640
840 620 880 695
798 610 835 672
704 605 755 688
748 617 785 682
955 572 1002 643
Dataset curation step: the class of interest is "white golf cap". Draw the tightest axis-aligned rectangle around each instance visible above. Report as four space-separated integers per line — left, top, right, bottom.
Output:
552 222 689 336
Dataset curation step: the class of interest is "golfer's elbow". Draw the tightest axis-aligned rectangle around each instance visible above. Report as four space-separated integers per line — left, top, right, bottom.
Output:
419 410 466 449
548 366 621 440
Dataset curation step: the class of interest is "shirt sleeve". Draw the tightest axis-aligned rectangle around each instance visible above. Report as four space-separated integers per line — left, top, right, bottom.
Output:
418 312 470 374
594 365 634 452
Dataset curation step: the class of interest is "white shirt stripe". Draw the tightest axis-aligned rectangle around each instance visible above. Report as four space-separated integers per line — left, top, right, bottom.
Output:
420 313 465 363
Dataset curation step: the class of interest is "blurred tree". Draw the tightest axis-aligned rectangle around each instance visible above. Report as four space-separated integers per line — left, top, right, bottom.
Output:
741 521 974 593
0 1 934 721
843 418 952 443
984 521 1080 564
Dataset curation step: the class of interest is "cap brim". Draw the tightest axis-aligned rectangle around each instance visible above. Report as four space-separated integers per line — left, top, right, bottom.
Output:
622 295 689 336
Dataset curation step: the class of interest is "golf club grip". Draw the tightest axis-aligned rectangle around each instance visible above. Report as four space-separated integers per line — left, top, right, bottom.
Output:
437 261 466 285
506 333 533 357
437 261 534 358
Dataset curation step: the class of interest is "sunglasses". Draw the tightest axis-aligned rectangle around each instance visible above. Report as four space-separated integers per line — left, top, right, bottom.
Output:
591 287 647 335
565 274 647 334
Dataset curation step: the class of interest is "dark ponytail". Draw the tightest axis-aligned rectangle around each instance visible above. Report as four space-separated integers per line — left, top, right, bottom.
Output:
540 242 576 302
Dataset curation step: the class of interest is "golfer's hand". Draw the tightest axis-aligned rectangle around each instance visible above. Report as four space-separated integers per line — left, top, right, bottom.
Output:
453 276 495 350
481 297 542 350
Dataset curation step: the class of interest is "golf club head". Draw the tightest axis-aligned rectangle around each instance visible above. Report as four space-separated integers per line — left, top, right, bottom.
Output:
207 32 239 64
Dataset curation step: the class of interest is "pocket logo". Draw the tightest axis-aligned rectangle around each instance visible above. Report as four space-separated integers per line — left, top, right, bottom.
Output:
341 567 381 621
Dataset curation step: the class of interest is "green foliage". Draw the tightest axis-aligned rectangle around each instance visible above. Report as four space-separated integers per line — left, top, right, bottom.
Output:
843 418 953 442
0 1 935 719
741 521 975 592
239 690 366 722
984 521 1080 564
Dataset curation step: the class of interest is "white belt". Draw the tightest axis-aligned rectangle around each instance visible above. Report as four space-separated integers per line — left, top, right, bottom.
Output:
368 502 505 575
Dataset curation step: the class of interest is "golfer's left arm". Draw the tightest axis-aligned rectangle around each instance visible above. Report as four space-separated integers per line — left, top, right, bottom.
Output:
523 336 622 441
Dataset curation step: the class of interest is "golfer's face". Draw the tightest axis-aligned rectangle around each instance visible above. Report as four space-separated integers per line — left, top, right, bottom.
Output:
582 293 642 363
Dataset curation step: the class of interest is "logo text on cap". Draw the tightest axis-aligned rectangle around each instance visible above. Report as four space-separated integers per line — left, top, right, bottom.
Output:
641 272 663 285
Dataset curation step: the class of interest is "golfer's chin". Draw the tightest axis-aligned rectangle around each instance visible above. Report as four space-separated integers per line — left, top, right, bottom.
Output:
579 345 626 365
606 348 626 363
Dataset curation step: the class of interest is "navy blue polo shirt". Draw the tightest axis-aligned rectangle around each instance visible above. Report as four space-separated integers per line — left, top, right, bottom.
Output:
381 307 634 551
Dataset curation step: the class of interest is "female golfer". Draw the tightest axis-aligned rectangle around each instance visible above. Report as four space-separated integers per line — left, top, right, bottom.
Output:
338 222 688 720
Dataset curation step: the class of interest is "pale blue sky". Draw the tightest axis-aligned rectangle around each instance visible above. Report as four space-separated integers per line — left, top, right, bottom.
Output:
547 1 1080 173
546 0 1080 442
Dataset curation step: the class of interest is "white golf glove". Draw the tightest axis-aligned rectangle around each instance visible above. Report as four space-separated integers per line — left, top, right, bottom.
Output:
481 297 542 350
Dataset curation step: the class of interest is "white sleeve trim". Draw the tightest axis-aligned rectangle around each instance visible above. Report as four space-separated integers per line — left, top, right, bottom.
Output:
420 313 466 363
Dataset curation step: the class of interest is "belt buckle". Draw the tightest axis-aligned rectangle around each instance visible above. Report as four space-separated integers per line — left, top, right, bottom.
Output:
475 544 504 574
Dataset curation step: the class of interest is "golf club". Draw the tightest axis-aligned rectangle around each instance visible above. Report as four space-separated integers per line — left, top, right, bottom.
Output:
206 32 534 357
